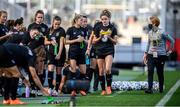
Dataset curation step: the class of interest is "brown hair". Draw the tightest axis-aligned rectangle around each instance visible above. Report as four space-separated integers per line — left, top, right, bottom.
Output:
149 16 160 27
6 20 15 31
100 9 111 18
72 14 82 26
34 10 44 21
0 10 7 17
50 16 61 33
14 17 23 26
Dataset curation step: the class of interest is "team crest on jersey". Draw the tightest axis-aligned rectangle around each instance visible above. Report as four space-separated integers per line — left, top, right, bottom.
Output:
56 32 60 37
41 27 45 32
73 32 76 35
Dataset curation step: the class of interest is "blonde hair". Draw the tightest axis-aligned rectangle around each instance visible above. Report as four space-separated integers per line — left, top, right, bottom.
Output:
149 16 160 27
72 14 82 26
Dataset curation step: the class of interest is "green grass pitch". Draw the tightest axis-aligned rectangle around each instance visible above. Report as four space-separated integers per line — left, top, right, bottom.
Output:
0 70 179 106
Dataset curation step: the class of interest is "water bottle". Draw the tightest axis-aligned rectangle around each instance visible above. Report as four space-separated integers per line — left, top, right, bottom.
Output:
35 35 40 40
86 55 90 65
51 37 58 55
80 42 84 49
17 87 22 96
25 86 30 98
54 44 58 55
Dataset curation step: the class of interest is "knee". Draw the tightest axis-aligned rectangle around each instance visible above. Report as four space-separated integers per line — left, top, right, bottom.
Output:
106 68 111 74
99 69 104 76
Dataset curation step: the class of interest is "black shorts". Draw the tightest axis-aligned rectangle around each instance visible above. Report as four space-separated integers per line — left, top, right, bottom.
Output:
90 47 96 59
97 54 114 59
0 59 16 68
0 46 15 67
47 51 66 67
96 47 114 59
96 49 114 59
68 48 86 65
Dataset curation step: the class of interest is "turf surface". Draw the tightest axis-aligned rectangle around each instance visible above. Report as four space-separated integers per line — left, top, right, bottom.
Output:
0 70 179 106
74 70 179 106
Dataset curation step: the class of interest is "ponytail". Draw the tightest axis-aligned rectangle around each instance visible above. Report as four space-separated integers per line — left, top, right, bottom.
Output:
72 13 82 26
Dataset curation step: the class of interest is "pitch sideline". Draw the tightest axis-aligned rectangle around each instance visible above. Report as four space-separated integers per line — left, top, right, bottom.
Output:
155 79 180 107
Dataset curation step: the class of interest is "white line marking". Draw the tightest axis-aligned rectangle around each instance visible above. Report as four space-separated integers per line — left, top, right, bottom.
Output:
155 79 180 107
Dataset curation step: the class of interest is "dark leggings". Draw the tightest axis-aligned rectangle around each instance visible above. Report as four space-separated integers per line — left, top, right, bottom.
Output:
147 54 166 90
4 77 19 100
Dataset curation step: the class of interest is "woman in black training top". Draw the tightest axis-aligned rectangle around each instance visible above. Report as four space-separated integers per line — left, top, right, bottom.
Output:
93 9 118 95
45 16 66 94
66 14 87 96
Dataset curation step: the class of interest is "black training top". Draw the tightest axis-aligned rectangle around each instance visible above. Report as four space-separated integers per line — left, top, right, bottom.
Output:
62 65 81 80
28 22 48 36
84 25 93 39
46 27 66 53
21 32 44 50
93 22 117 56
5 30 26 44
11 28 25 35
0 24 9 45
66 26 87 51
0 43 35 68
